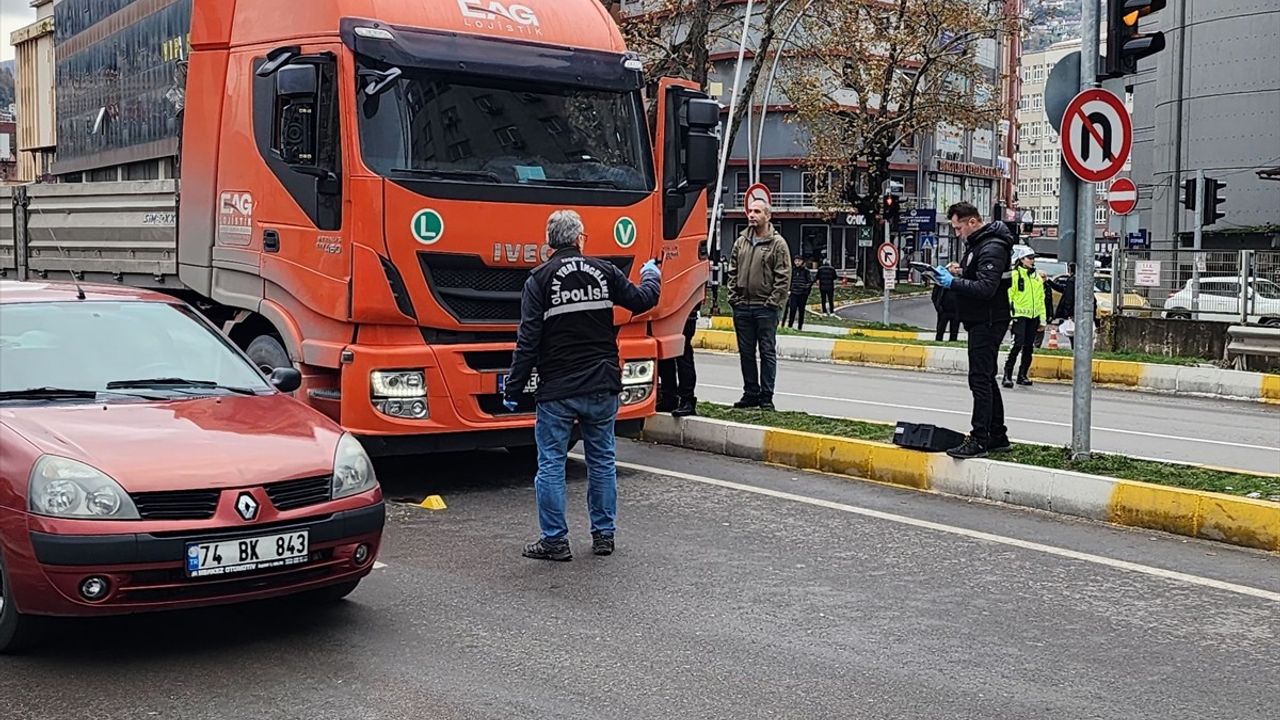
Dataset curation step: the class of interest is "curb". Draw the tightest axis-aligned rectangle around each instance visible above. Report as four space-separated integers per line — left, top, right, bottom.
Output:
706 315 922 342
692 329 1280 403
643 414 1280 553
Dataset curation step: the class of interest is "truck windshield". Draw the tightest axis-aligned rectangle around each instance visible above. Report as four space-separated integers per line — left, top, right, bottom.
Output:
358 65 653 194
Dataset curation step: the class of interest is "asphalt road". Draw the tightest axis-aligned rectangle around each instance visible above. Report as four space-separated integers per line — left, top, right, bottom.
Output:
839 294 938 330
3 446 1278 720
694 352 1280 474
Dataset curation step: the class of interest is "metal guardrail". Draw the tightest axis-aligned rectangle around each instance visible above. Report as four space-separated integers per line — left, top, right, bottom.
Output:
1225 325 1280 371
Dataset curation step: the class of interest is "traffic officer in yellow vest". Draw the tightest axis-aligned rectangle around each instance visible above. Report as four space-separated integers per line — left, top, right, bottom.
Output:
1003 245 1047 388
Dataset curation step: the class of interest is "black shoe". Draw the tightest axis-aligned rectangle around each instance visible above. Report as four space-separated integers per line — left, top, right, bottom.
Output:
523 539 572 562
1016 378 1033 387
656 397 677 413
671 398 697 417
757 396 775 412
1002 377 1014 389
987 436 1012 453
733 395 760 409
591 534 614 556
946 437 988 459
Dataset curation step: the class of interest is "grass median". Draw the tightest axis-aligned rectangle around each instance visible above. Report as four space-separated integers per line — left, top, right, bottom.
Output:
696 403 1280 500
710 284 928 317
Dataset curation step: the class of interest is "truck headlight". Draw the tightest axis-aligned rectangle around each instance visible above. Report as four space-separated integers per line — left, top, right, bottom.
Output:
620 385 653 406
371 369 428 419
332 433 378 499
29 456 140 520
621 360 655 385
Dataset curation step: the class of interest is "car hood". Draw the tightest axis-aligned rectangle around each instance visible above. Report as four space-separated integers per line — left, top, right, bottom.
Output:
1 395 344 492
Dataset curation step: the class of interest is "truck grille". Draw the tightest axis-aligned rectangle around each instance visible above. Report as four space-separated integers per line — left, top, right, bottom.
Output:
131 490 221 520
265 476 332 511
419 253 635 324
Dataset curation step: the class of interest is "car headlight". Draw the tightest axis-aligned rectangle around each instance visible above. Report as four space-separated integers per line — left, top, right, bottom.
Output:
28 456 140 520
621 360 655 385
332 433 378 499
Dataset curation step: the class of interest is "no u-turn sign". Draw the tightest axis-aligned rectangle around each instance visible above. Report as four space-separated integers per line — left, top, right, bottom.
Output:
1060 88 1132 184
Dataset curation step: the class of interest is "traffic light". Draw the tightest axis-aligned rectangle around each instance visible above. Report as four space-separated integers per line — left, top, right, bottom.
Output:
1203 178 1227 226
1104 0 1166 79
1182 178 1197 211
882 193 901 222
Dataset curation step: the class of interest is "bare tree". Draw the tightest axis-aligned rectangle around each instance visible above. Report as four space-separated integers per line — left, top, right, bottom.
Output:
785 0 1017 285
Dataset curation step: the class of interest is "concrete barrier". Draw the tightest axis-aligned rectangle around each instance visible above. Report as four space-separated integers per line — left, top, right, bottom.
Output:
643 414 1280 552
692 329 1280 404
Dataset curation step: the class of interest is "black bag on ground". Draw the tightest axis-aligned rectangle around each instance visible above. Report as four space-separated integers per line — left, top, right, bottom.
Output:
893 422 966 453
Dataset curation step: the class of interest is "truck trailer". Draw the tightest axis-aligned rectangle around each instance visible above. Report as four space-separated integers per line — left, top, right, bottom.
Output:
1 0 718 457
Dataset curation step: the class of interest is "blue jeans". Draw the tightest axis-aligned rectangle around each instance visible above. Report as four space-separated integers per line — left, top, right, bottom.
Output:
733 304 780 399
534 391 621 542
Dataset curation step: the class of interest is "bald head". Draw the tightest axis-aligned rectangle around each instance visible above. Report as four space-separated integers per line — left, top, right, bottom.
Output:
747 199 772 235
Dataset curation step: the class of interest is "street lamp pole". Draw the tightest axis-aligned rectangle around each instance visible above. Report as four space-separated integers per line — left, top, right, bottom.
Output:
708 0 757 265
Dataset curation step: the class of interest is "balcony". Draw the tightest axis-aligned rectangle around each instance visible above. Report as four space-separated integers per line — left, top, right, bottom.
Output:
731 192 821 211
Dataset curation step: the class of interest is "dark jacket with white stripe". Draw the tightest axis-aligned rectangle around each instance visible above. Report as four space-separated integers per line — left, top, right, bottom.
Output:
506 247 661 404
950 221 1014 326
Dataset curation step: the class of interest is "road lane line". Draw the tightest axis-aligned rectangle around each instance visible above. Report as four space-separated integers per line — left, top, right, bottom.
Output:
699 383 1280 454
605 458 1280 603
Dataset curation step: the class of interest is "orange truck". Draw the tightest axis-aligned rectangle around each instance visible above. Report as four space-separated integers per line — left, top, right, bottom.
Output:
1 0 717 457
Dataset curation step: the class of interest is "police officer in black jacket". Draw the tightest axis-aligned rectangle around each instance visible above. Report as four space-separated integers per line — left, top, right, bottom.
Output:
505 209 661 562
815 259 838 315
933 202 1014 459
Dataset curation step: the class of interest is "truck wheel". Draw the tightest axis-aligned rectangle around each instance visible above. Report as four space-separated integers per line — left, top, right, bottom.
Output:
0 553 38 655
246 335 292 374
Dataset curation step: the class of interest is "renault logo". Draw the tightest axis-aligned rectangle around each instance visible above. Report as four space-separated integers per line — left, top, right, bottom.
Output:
235 493 259 522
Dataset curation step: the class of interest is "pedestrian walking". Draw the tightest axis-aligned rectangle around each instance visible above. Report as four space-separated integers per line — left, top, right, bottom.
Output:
657 301 700 418
816 258 838 315
932 202 1014 459
785 256 813 330
505 209 662 561
931 282 960 342
727 199 791 411
1003 245 1047 388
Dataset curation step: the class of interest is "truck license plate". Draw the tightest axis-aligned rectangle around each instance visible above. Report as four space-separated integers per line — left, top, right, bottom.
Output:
185 530 310 578
498 372 539 395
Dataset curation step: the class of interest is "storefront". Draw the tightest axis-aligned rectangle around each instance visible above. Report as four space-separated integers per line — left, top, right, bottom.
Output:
929 159 1004 261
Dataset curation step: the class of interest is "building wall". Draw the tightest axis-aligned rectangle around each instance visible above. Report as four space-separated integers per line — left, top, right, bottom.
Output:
1135 0 1280 250
10 0 57 182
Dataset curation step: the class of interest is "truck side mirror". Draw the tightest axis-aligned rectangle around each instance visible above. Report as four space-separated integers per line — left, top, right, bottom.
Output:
275 64 320 166
682 98 720 187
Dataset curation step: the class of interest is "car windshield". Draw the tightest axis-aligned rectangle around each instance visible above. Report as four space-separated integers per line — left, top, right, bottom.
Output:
1254 279 1280 299
0 301 271 396
357 63 653 193
1094 276 1112 292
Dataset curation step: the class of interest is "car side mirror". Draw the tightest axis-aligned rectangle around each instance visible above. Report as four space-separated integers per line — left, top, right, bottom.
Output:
269 367 302 393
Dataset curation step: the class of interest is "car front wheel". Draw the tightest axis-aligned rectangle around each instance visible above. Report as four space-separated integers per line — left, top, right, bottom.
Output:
0 553 38 654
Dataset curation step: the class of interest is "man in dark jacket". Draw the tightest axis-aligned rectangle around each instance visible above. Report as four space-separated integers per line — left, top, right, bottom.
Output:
785 256 813 330
933 202 1014 459
727 199 792 411
506 209 661 561
931 283 960 341
815 259 838 315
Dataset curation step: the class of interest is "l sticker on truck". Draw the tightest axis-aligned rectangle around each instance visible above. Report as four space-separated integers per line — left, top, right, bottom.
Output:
217 191 254 247
614 217 637 249
411 209 445 245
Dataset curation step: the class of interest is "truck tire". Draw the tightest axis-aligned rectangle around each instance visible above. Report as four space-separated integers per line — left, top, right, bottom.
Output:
0 552 38 655
247 335 292 374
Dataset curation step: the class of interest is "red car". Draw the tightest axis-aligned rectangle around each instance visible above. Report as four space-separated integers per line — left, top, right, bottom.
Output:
0 280 384 652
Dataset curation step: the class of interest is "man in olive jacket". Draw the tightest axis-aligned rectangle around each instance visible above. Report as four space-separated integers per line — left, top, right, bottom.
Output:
726 199 792 411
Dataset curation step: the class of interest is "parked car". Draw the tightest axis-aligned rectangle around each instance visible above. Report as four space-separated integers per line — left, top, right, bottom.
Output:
1092 269 1152 317
0 281 385 653
1164 276 1280 325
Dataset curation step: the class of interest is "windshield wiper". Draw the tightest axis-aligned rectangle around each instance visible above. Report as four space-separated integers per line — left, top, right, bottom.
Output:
105 378 259 396
0 387 99 401
391 168 503 183
524 177 620 189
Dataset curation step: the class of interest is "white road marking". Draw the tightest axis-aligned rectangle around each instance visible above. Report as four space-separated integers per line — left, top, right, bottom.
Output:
608 458 1280 603
699 383 1280 454
373 561 388 570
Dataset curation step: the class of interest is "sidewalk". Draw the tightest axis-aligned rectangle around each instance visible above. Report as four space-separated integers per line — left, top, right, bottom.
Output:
691 328 1280 403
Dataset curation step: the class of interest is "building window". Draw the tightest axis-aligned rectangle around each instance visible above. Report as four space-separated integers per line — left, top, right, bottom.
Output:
1096 206 1108 224
736 172 782 194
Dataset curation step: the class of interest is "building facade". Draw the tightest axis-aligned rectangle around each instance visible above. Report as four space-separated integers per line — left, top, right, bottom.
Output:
9 0 57 183
1129 0 1280 251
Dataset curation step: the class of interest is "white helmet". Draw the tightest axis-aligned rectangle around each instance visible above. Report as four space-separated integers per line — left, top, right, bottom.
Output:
1011 244 1037 262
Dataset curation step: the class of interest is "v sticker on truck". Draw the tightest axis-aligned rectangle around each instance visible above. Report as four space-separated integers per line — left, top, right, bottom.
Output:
614 217 637 249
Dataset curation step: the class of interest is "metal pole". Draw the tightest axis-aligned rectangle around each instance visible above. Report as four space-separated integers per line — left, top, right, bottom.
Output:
1240 249 1251 324
883 213 891 326
707 0 757 261
1192 168 1203 315
1071 0 1101 460
755 0 812 181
